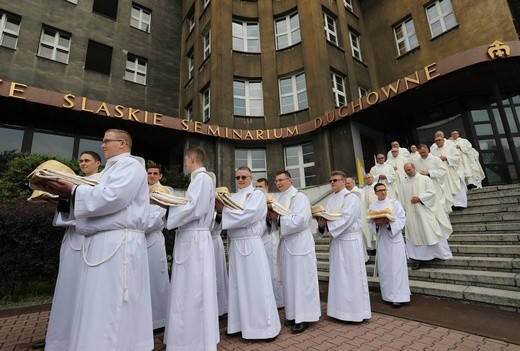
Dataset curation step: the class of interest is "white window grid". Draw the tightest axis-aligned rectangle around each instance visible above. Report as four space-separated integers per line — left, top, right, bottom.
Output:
426 0 457 38
284 143 316 189
203 29 211 60
65 0 78 4
185 103 193 121
279 72 308 114
323 12 338 45
358 86 369 97
202 87 210 122
0 12 20 49
125 55 147 85
331 72 347 107
38 27 71 64
234 149 267 181
187 51 194 80
394 17 418 55
343 0 353 12
275 12 301 50
349 31 362 61
130 4 151 33
233 80 264 116
188 14 195 32
232 20 260 53
203 0 210 9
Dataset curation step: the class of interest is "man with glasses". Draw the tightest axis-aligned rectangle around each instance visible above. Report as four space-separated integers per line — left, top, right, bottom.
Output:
41 129 153 351
256 177 284 309
369 153 398 200
163 146 220 350
268 171 321 333
450 130 485 189
216 167 281 340
367 183 410 307
315 171 371 323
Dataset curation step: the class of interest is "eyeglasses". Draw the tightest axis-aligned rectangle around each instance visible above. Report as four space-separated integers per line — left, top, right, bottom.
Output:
235 175 250 180
274 178 289 183
102 139 124 144
375 189 387 192
329 178 343 183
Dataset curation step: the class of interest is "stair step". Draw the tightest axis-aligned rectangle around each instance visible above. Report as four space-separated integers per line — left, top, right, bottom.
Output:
453 223 520 233
450 244 520 257
449 204 520 216
467 187 520 200
448 233 520 244
450 212 520 224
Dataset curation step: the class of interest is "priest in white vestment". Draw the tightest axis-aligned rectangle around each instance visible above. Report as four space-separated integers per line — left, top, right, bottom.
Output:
386 140 410 159
42 151 101 351
430 138 467 210
316 171 371 322
401 163 453 270
415 145 454 213
217 166 281 340
409 145 420 164
367 183 410 307
430 130 456 150
42 130 154 351
388 148 408 183
370 154 398 199
360 173 377 251
210 215 229 316
451 130 485 189
268 171 321 334
164 146 220 351
256 178 284 309
145 165 171 330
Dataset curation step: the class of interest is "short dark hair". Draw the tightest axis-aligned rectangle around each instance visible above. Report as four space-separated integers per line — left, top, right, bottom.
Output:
80 151 101 162
257 177 269 186
147 163 162 174
275 170 291 178
330 170 346 178
236 166 252 173
374 182 386 192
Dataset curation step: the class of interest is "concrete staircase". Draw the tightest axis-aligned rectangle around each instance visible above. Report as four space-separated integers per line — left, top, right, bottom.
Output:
315 184 520 311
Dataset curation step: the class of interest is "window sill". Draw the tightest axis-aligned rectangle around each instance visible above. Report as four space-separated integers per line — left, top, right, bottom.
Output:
352 56 368 68
326 40 345 53
396 45 420 60
279 107 309 117
430 24 459 42
124 79 146 86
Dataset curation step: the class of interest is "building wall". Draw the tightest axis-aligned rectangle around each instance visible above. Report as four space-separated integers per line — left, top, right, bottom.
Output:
0 0 183 116
363 0 518 87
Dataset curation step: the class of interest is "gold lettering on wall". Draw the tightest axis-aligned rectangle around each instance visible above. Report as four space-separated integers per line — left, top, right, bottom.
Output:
273 129 283 138
194 121 203 133
8 82 27 100
181 120 190 130
366 92 379 105
63 94 75 108
287 126 298 136
314 117 323 129
381 80 400 98
404 71 420 89
153 113 163 126
351 98 363 112
128 108 140 122
114 105 124 118
424 63 440 80
338 105 349 117
208 125 220 136
256 130 264 140
96 102 110 116
81 97 94 112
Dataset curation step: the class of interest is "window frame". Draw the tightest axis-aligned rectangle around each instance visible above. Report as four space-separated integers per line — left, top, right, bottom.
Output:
279 72 308 114
234 148 267 181
393 17 418 55
0 11 21 50
37 26 71 64
130 3 151 33
124 54 147 85
331 71 347 107
343 0 353 12
202 86 210 122
202 29 211 60
187 49 194 80
233 79 264 116
284 143 316 189
349 30 362 61
323 12 338 46
232 19 260 53
274 12 301 50
425 0 457 38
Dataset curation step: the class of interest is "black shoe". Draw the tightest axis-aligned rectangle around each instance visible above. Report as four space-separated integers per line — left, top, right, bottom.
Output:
291 322 308 333
32 340 46 349
392 302 402 308
153 327 165 334
411 261 423 270
226 331 242 337
264 336 278 342
451 206 465 211
284 319 295 326
467 184 477 190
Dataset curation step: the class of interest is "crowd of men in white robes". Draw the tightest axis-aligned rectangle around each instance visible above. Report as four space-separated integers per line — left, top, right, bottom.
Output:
37 128 486 351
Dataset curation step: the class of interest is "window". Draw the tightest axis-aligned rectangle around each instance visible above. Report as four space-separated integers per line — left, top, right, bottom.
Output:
188 13 195 32
0 11 21 49
343 0 353 11
185 103 193 121
0 126 23 152
233 80 264 116
38 26 71 64
203 0 210 9
232 20 260 53
394 17 418 55
85 40 113 75
235 149 267 181
331 72 347 107
279 72 308 114
202 29 211 60
358 86 369 97
31 131 74 159
92 0 118 20
275 12 301 50
323 12 338 45
426 0 457 38
124 54 147 85
202 87 210 122
130 3 151 33
284 143 316 188
187 50 194 80
65 0 78 4
349 30 362 61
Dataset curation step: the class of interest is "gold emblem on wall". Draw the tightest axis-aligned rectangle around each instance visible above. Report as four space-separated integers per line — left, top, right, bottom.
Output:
487 40 510 59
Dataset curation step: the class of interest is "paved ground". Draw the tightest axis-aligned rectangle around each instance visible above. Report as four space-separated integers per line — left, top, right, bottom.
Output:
1 292 519 351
